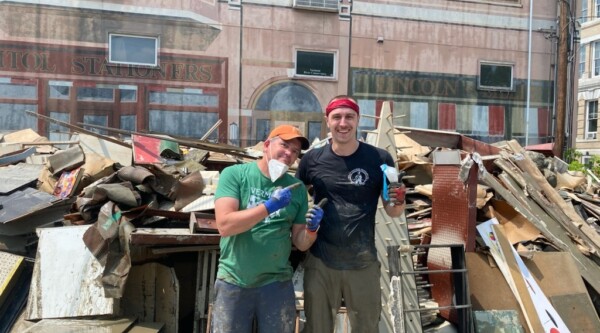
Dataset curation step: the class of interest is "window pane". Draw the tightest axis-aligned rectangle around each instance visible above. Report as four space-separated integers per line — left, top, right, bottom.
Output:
479 63 513 89
149 110 218 139
82 115 108 134
120 89 137 102
149 91 218 107
110 34 157 66
0 83 36 99
0 103 38 131
77 87 114 102
49 85 70 99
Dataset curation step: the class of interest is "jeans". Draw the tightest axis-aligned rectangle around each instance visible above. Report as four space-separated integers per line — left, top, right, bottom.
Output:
211 279 296 333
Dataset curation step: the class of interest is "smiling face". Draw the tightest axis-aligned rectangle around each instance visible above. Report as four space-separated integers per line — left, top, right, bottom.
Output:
326 107 359 145
265 136 302 166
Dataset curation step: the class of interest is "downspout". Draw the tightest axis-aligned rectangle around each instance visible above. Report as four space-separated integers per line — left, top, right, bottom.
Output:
347 3 352 95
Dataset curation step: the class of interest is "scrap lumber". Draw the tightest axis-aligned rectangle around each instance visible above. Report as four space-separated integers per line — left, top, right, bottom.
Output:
25 111 131 148
77 122 254 160
506 140 600 254
481 160 600 297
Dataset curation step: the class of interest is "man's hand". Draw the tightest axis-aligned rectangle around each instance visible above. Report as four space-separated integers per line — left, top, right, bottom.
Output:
388 183 406 206
306 205 324 232
264 187 292 214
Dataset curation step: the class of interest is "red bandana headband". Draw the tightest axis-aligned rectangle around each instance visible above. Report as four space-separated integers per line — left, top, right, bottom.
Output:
325 98 359 116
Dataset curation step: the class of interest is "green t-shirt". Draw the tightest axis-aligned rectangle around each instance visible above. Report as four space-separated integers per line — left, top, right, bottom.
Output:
214 162 308 288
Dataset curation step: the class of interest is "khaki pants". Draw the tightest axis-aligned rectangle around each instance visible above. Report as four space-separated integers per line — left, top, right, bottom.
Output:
302 253 381 333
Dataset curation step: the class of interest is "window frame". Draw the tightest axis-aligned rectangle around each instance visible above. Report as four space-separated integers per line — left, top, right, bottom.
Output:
109 33 159 67
580 44 587 79
477 61 515 92
586 100 598 140
293 49 338 80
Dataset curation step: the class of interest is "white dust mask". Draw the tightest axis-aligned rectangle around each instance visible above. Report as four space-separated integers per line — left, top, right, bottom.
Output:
268 159 289 182
267 140 289 182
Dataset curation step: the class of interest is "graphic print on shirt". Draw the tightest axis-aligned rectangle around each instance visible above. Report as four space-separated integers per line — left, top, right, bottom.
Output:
248 186 281 223
348 168 369 186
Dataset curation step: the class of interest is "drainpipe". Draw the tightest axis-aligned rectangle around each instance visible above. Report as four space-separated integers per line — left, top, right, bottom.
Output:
525 0 533 146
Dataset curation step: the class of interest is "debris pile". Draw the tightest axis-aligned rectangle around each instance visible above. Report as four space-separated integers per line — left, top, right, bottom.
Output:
1 106 600 332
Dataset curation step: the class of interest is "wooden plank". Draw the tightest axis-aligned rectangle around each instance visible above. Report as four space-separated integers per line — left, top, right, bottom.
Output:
477 220 541 333
481 171 600 296
466 252 529 332
155 265 179 333
131 228 220 245
127 322 165 333
493 224 569 332
121 264 157 324
26 225 118 320
21 317 136 333
506 141 600 256
524 252 600 332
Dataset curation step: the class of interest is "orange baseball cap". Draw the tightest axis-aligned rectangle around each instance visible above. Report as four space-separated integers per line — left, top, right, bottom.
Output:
267 125 310 150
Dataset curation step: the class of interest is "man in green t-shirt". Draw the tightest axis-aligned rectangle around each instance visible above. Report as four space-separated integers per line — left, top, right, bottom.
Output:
212 125 324 333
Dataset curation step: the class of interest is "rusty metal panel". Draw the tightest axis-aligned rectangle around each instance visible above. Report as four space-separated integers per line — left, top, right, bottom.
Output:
27 225 119 320
130 228 220 245
428 151 478 321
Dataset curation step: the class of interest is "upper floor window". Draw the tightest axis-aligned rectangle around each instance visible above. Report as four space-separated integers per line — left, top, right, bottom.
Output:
478 61 514 91
582 0 588 23
594 41 600 76
580 44 587 78
0 81 36 99
294 50 337 80
586 100 598 140
109 33 159 67
596 0 600 20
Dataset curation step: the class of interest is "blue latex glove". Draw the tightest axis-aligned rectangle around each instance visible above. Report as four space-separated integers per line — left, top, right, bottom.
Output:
306 206 324 232
264 187 292 214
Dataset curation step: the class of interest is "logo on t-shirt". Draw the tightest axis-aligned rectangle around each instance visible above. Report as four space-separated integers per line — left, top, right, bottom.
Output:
348 168 369 185
248 187 279 223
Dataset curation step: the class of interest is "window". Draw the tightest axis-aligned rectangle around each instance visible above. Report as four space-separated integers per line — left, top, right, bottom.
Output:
0 81 36 99
596 0 600 20
582 0 588 23
586 100 598 140
580 44 587 78
294 50 336 79
109 33 158 67
77 87 114 102
49 81 71 99
595 42 600 76
478 62 514 91
149 90 218 107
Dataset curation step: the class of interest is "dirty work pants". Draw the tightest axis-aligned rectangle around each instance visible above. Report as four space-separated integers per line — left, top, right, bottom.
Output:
211 279 296 333
302 253 381 333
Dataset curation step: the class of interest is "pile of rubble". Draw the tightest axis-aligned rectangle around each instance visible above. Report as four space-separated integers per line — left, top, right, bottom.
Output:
2 107 600 332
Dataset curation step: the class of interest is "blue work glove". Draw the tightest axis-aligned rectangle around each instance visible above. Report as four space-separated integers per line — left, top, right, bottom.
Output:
264 187 292 214
306 205 324 232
